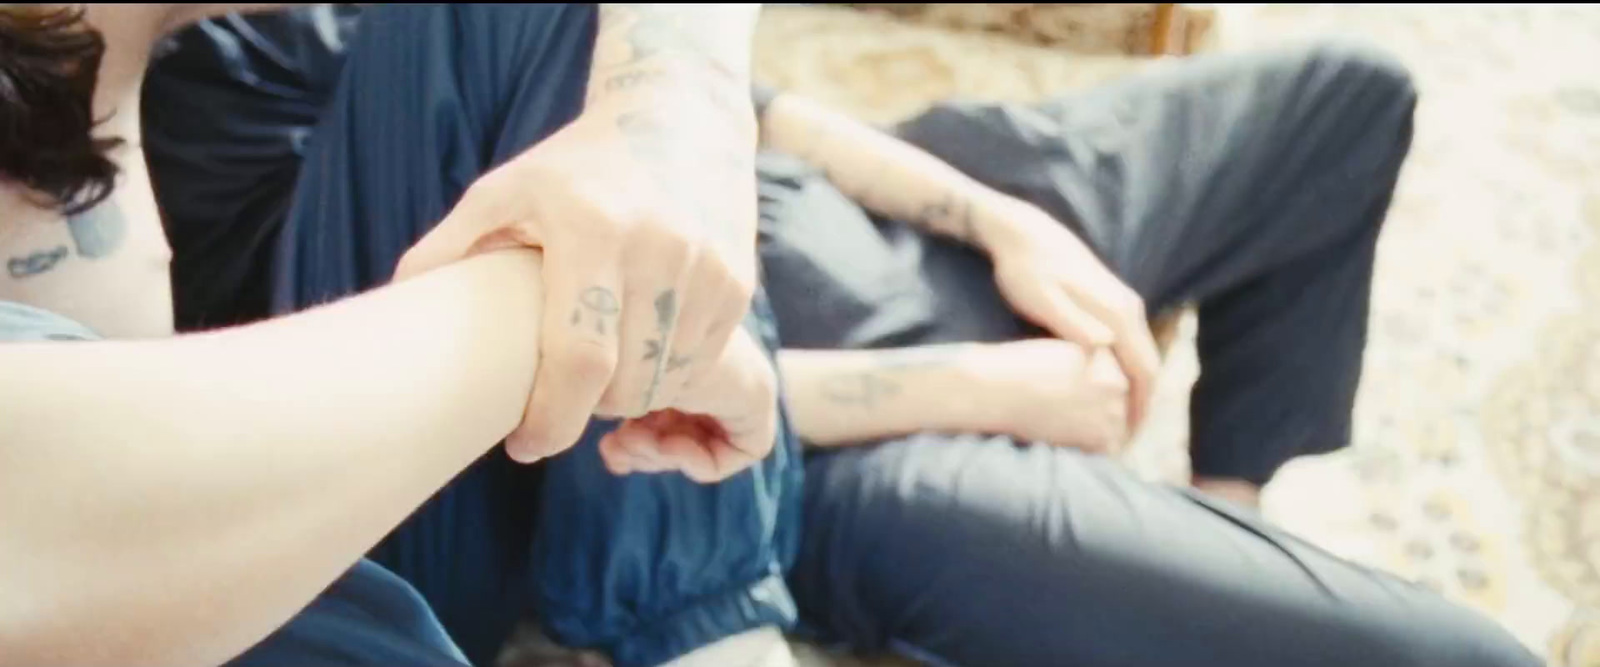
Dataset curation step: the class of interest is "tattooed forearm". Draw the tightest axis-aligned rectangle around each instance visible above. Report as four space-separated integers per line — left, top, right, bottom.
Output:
819 349 953 409
603 69 672 95
915 192 979 244
7 246 69 279
594 4 754 80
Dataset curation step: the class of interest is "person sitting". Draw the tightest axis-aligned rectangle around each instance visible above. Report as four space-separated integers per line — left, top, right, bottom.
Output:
1 4 800 667
137 5 1541 666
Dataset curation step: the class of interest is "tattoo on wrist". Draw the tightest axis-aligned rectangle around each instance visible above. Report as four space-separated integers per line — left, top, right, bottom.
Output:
602 69 672 95
6 246 69 278
598 5 742 81
571 286 621 337
821 349 952 408
917 193 977 244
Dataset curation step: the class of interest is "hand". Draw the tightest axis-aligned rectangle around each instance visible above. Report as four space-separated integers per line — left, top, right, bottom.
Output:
967 339 1129 454
393 89 761 463
976 197 1161 432
597 327 779 483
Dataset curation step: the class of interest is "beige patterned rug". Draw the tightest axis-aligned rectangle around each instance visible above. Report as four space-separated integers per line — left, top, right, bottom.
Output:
752 5 1600 666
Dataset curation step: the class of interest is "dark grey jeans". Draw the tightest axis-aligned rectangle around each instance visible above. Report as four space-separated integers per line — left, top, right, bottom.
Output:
773 43 1542 667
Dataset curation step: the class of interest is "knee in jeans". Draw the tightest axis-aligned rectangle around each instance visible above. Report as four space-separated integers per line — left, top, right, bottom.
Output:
1380 601 1541 667
1302 38 1419 112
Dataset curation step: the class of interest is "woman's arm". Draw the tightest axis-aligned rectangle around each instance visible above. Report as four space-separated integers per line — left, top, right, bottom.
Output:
777 345 987 447
0 250 543 667
756 87 1011 250
778 340 1127 452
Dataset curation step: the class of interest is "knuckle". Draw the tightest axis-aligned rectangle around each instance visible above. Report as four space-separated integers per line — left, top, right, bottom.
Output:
562 341 620 380
631 221 696 266
464 170 512 205
1117 290 1147 319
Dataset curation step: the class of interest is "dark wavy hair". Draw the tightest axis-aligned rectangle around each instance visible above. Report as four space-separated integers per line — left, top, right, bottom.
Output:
0 5 122 214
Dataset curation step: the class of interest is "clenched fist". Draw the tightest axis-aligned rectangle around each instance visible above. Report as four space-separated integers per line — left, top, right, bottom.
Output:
394 80 764 468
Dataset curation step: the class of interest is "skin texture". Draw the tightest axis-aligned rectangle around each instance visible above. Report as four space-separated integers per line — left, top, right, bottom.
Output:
756 91 1162 434
0 5 781 665
394 5 775 476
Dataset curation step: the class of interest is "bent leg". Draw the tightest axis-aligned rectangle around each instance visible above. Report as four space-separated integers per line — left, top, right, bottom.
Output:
895 41 1418 483
792 438 1539 667
272 5 801 666
228 560 470 667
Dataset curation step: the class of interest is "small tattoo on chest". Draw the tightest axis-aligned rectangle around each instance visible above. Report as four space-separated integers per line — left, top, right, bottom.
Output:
7 246 69 278
67 203 128 259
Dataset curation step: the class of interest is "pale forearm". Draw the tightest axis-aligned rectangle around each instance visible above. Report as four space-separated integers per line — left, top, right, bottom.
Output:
758 91 1009 248
778 345 988 447
0 250 543 667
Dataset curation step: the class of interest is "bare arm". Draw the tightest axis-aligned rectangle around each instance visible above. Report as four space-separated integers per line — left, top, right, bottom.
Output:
756 88 1013 250
778 346 988 448
780 340 1128 452
587 4 761 109
0 250 544 667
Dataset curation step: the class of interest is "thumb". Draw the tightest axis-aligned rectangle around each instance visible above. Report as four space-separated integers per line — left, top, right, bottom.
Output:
1014 278 1114 349
393 182 518 282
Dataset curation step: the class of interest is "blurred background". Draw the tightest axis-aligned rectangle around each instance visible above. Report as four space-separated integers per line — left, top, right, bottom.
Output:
742 4 1598 666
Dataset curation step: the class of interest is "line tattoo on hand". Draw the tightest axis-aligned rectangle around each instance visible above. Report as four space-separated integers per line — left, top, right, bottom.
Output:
640 289 680 409
7 246 69 278
571 286 621 336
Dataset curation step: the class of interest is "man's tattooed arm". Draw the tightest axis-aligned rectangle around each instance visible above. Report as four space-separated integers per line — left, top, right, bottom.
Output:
755 90 1009 249
778 345 992 447
588 4 760 108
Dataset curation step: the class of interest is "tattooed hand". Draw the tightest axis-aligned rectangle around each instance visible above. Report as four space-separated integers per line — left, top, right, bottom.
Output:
393 4 765 467
597 326 779 483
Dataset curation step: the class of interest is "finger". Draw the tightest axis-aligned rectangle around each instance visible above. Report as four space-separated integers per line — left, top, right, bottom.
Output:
602 245 692 417
1064 282 1160 432
1115 332 1161 431
657 431 720 484
675 333 778 481
657 261 751 405
615 423 675 473
1018 280 1114 349
506 251 622 462
393 174 516 281
598 433 633 475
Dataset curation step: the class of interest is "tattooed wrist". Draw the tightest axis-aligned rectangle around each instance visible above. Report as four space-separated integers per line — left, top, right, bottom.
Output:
593 5 753 86
818 347 964 409
913 190 980 246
